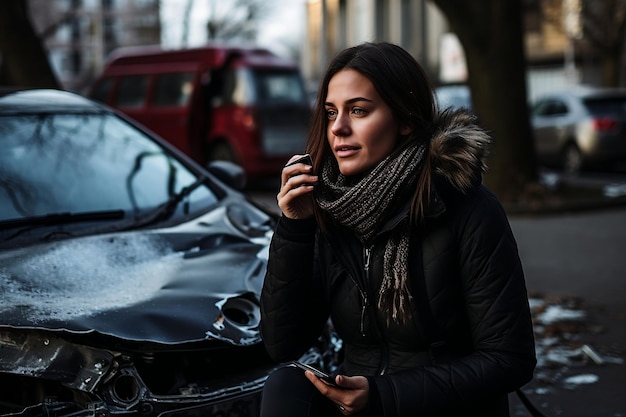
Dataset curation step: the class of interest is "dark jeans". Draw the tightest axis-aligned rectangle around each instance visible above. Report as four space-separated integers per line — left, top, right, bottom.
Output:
260 366 346 417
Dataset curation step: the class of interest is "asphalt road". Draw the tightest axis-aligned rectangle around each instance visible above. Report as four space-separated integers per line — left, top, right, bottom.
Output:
510 207 626 312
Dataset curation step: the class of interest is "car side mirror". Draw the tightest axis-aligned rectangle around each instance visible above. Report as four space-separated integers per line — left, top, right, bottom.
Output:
206 160 247 190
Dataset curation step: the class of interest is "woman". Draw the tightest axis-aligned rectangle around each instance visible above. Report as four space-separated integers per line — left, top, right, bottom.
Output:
259 42 536 417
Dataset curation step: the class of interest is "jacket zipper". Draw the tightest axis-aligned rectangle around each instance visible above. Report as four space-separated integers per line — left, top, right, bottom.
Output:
354 281 369 337
360 247 372 337
363 245 389 375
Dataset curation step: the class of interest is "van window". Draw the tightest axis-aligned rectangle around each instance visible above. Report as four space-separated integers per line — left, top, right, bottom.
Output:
255 70 307 104
116 75 149 107
219 68 307 106
226 68 253 105
152 73 195 107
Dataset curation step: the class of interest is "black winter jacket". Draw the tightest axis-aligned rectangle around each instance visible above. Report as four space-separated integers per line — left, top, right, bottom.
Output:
260 111 536 417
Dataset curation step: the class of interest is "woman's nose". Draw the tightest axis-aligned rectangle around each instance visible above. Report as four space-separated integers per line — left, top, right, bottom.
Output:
330 113 350 137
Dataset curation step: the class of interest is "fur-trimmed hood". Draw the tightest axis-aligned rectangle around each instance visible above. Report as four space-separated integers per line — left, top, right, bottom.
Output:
428 109 491 193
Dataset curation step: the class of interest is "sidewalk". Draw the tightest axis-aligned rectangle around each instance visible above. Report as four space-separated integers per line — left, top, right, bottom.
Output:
502 173 626 216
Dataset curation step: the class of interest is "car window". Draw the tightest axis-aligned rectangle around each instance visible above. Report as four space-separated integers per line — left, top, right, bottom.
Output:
0 113 217 222
531 100 549 116
116 75 149 107
552 101 568 115
152 72 195 107
532 99 568 117
584 97 626 117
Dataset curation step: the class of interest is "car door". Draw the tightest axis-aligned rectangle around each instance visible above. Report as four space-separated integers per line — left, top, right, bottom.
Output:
146 71 197 156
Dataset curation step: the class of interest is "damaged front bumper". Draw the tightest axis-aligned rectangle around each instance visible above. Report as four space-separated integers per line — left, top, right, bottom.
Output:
0 329 271 417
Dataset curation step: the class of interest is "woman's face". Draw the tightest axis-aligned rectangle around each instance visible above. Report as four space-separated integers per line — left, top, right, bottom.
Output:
324 69 410 176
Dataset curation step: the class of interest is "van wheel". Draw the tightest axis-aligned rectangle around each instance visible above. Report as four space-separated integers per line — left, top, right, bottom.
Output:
207 142 237 164
562 143 582 175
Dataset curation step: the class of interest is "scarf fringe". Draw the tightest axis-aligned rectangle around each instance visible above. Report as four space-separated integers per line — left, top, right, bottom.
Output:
316 141 426 325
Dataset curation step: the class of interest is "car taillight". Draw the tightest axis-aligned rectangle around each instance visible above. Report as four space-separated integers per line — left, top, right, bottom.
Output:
593 117 620 132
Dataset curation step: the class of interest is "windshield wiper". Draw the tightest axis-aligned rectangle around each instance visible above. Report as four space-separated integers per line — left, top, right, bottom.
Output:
131 176 208 228
1 210 125 240
0 177 210 241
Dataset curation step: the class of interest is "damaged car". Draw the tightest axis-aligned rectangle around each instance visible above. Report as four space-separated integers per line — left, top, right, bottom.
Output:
0 89 339 417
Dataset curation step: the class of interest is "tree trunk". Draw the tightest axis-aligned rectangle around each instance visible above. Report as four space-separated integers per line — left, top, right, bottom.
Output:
0 0 59 88
602 53 621 87
430 0 537 202
600 34 625 87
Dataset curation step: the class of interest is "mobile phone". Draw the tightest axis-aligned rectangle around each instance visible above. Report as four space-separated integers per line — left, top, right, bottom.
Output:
285 154 313 168
284 154 315 188
291 361 337 385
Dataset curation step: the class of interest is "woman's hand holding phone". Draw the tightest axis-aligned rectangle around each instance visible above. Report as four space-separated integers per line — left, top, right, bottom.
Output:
292 362 370 415
292 362 338 386
278 154 317 220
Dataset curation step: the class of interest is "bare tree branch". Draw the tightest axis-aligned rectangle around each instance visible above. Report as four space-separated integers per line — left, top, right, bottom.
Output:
204 0 274 42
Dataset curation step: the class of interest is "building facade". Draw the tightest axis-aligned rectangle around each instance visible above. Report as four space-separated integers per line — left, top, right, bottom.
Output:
301 0 446 90
301 0 622 100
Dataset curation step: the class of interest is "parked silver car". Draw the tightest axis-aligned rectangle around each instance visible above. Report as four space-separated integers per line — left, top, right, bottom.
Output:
530 88 626 173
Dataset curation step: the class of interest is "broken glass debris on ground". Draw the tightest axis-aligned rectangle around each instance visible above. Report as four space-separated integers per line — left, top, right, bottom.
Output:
528 293 624 394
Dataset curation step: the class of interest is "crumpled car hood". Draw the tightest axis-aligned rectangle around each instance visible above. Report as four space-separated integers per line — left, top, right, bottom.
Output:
0 206 272 347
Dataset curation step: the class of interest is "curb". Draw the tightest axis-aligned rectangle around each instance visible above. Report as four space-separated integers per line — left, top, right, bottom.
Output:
505 195 626 216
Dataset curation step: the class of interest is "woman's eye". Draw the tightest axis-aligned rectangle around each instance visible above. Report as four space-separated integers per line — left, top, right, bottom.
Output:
352 108 365 116
326 109 337 120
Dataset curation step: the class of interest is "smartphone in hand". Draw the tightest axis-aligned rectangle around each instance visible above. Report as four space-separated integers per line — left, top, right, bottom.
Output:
284 154 315 188
292 361 337 386
285 154 313 168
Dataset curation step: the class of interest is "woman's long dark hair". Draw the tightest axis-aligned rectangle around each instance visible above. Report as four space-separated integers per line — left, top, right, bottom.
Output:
306 42 437 230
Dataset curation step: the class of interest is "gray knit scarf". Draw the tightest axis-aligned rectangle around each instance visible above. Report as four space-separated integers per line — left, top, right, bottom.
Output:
315 140 427 324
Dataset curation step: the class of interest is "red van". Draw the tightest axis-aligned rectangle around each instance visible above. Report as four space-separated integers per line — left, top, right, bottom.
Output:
89 44 311 180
